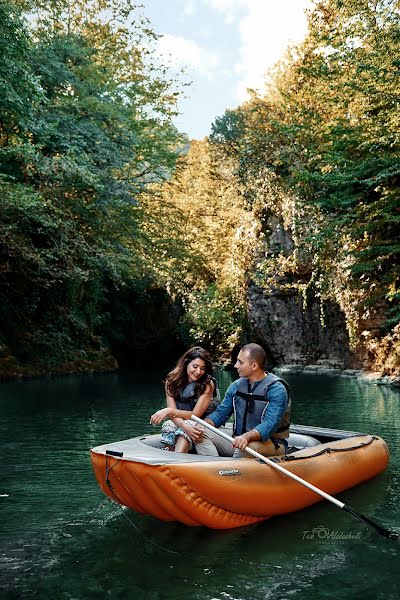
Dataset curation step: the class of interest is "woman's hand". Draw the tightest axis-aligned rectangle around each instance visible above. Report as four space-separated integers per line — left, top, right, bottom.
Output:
182 422 204 443
150 407 173 425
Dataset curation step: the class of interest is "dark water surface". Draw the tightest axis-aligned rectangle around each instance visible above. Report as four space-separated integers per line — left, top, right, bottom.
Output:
1 369 399 599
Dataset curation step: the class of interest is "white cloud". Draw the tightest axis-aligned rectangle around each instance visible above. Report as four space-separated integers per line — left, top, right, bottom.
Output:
206 0 312 101
157 33 221 78
235 1 312 101
206 0 242 23
183 0 196 16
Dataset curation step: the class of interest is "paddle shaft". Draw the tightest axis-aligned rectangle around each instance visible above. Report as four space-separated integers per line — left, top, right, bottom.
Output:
192 415 399 543
192 415 344 508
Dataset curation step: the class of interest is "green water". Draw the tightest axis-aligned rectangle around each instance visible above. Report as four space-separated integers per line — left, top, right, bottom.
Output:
1 369 399 599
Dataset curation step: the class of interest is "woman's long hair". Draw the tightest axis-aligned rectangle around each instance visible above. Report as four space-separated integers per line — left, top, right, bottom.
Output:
165 347 213 401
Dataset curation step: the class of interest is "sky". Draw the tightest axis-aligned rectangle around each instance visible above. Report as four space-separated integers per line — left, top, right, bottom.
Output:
141 0 313 140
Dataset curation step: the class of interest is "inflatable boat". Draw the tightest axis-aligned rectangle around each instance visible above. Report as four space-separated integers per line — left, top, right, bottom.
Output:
90 424 389 529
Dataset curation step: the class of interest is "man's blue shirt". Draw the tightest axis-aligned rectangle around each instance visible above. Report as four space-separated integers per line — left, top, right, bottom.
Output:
207 376 288 441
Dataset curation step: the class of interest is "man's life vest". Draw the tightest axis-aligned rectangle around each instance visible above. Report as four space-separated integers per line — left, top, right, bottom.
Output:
233 373 291 439
176 376 221 417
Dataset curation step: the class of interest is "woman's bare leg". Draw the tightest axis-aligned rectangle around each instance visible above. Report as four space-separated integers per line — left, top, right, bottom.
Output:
174 436 190 453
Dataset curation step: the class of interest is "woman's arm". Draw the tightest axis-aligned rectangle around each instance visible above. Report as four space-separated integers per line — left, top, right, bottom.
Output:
149 381 214 430
149 383 178 425
172 381 214 443
171 380 214 420
191 381 214 416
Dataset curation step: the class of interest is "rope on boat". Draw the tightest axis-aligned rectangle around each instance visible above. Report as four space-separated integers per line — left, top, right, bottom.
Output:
283 435 379 461
104 454 179 555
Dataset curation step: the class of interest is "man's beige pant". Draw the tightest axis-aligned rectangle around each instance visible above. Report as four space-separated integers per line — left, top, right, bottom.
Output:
195 428 286 458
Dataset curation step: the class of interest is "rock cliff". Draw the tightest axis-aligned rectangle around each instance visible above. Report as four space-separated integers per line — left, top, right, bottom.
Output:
246 214 355 369
247 282 352 369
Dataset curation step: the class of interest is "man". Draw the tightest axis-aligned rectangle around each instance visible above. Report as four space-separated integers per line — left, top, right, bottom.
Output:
195 343 291 457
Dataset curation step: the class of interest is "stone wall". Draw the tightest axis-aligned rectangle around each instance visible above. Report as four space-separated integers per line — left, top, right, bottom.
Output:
246 212 356 369
247 282 353 369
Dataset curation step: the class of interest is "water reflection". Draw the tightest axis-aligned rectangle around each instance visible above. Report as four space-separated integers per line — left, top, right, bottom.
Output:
0 369 399 599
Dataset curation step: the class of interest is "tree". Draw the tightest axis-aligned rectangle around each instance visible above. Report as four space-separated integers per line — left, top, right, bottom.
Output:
210 0 400 372
0 1 43 141
143 140 261 356
0 0 187 373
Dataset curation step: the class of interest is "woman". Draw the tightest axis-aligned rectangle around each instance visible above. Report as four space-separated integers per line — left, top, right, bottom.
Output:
150 347 220 453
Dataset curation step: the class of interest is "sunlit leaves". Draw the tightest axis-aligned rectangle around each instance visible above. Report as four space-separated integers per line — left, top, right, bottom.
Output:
210 0 400 372
0 0 187 369
143 140 261 356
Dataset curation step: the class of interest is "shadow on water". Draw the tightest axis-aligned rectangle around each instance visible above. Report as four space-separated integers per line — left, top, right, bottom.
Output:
1 369 399 599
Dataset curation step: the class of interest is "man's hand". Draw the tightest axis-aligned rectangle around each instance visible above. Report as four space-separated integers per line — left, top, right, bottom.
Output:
232 429 261 450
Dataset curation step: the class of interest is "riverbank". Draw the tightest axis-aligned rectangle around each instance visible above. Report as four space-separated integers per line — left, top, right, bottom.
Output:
2 352 400 388
275 361 400 388
0 346 118 381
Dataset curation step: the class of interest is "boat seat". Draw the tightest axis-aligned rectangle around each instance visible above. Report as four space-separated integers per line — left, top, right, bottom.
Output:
142 431 321 452
142 434 164 449
286 432 320 452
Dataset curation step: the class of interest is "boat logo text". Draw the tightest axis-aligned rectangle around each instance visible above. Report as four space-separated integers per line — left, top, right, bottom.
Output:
218 468 241 476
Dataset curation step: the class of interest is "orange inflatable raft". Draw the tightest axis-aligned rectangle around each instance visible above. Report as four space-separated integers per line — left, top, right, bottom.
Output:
90 424 389 530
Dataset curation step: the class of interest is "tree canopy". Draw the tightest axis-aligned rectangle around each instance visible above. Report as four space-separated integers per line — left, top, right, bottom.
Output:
1 0 399 376
208 0 400 372
0 0 186 374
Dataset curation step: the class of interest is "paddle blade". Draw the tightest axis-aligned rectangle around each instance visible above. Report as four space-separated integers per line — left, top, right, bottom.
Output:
343 504 399 543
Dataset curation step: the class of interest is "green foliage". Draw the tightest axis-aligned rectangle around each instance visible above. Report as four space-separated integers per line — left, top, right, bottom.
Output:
210 0 400 367
2 0 399 374
143 140 260 357
0 0 187 372
0 176 120 363
0 1 43 137
181 284 245 357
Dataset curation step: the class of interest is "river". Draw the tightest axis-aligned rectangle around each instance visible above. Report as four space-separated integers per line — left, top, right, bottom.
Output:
1 369 399 599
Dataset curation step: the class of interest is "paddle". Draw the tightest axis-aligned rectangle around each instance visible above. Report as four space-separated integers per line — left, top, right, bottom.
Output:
191 415 399 543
